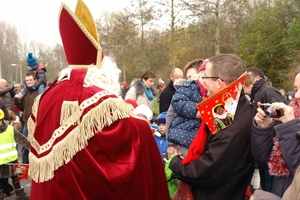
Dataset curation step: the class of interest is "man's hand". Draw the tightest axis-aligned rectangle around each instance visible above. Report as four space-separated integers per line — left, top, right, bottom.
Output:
167 146 175 159
255 102 295 127
13 83 21 88
196 111 202 119
173 146 185 159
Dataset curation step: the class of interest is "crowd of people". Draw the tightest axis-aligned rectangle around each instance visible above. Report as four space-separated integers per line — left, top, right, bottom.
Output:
1 0 300 200
0 51 45 199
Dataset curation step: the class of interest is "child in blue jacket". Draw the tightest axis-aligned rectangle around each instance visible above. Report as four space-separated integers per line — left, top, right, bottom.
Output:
154 112 168 155
14 52 47 102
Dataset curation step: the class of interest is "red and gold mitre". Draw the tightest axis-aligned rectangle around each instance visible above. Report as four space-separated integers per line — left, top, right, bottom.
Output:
59 0 104 68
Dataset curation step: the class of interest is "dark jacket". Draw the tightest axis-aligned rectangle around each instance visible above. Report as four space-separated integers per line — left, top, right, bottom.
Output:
0 85 14 110
159 81 176 113
167 81 202 148
169 94 254 200
250 79 285 191
0 99 10 121
30 63 47 88
250 79 284 111
121 87 129 99
250 79 285 165
252 119 300 197
15 89 38 123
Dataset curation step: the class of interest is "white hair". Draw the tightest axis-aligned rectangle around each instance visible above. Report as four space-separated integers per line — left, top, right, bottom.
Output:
57 56 121 96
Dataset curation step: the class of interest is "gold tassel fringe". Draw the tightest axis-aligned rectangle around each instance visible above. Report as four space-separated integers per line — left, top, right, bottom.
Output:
28 95 41 141
60 101 80 126
29 98 131 183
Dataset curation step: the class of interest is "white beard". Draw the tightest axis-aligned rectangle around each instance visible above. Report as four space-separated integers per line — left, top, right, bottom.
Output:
57 56 121 97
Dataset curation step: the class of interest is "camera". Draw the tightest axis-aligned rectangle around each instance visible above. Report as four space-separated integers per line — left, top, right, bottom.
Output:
260 103 284 118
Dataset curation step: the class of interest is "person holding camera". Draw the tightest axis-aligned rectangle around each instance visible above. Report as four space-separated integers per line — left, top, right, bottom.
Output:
247 68 300 200
251 68 300 198
244 67 285 193
251 100 300 199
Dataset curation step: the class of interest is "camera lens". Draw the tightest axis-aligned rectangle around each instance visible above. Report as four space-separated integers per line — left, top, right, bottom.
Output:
265 107 276 118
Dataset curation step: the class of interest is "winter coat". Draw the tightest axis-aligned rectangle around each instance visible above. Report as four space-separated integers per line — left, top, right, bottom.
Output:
0 85 14 110
169 94 254 200
253 189 281 200
165 155 178 199
30 63 47 88
167 81 202 148
0 122 30 179
249 78 285 192
14 89 38 123
0 99 10 121
154 134 167 155
166 105 175 134
281 164 300 200
125 79 157 109
159 81 176 113
253 165 300 200
251 118 300 197
250 79 284 112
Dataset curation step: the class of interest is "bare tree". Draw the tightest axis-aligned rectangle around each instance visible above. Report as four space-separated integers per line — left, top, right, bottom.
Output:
37 43 67 83
124 0 158 72
181 0 221 54
96 10 140 83
0 21 21 81
182 0 250 55
155 0 187 68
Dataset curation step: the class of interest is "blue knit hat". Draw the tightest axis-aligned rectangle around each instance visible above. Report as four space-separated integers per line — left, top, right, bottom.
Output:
26 52 38 68
157 112 167 125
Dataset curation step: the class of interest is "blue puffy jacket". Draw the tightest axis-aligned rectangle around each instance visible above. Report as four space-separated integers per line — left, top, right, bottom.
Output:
167 81 202 148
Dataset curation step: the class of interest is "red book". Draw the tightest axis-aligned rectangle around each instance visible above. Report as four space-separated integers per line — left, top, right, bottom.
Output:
13 163 29 183
197 73 246 134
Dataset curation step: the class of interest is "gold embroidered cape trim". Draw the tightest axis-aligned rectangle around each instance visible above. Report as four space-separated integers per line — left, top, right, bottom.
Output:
28 94 131 183
59 3 103 68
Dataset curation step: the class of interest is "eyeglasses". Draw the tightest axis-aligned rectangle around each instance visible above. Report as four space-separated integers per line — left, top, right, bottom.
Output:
201 72 224 82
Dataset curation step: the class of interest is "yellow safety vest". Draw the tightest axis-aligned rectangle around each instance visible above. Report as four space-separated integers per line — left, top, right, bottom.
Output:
0 125 18 165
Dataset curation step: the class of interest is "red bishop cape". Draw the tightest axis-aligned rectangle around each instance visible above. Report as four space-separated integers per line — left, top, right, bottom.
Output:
28 1 169 199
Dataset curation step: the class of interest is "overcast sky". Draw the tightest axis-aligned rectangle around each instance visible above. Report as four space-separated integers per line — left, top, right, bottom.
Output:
0 0 130 46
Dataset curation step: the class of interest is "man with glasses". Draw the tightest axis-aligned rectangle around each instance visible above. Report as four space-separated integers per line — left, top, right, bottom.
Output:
169 54 254 200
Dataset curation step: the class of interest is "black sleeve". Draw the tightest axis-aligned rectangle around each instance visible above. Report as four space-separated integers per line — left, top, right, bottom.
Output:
0 85 13 96
266 87 285 104
251 120 275 168
169 131 248 189
159 89 172 113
